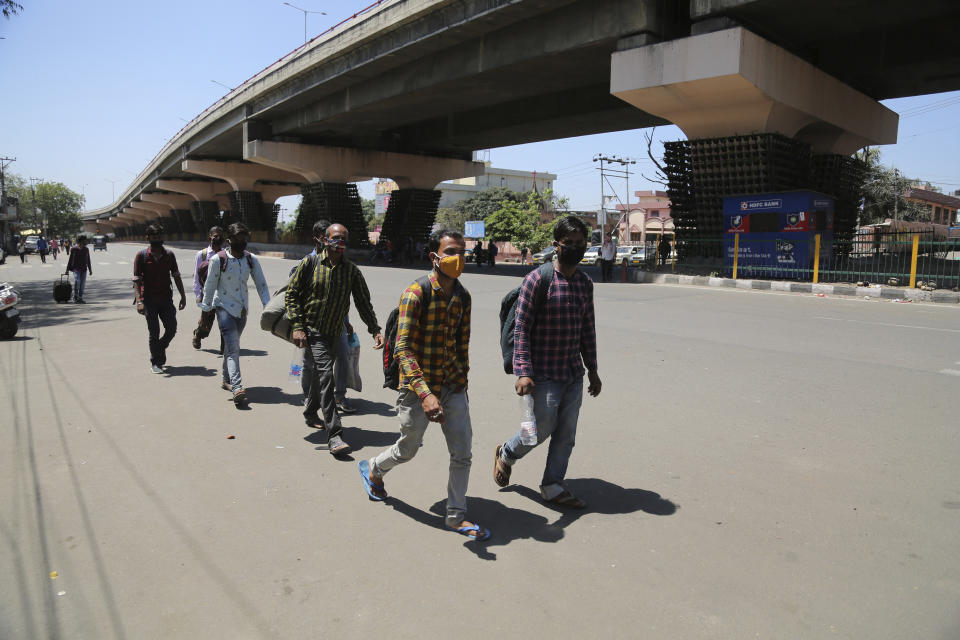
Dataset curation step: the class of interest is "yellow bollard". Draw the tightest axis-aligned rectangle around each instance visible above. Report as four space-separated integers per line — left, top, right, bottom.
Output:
732 233 739 279
909 233 920 288
813 233 821 284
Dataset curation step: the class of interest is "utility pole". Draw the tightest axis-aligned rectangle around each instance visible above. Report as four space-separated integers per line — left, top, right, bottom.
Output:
29 177 41 234
593 155 636 243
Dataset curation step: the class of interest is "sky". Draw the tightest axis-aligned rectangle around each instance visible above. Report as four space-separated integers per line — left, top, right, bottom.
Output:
2 0 959 222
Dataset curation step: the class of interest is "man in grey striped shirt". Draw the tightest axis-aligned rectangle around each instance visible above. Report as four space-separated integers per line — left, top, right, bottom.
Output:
286 223 383 456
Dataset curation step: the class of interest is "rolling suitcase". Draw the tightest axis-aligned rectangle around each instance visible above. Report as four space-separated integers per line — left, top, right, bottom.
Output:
54 275 72 303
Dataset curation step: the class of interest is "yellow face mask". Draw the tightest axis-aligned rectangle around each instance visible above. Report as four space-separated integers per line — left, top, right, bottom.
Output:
436 253 465 279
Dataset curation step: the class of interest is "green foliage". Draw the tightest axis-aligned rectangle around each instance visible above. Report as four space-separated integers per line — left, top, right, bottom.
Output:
856 148 930 224
484 190 558 252
5 175 84 236
434 206 470 233
362 197 384 230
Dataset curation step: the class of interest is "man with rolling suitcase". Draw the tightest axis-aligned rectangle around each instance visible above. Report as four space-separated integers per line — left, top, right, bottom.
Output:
66 236 93 303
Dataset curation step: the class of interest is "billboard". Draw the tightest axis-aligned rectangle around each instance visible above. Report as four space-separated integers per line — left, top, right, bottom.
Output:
464 220 485 238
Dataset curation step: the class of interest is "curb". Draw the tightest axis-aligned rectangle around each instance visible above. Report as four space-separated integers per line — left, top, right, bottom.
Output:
628 270 960 304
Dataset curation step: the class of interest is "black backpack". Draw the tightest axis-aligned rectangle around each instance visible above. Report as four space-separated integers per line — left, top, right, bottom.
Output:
382 275 469 390
499 262 554 374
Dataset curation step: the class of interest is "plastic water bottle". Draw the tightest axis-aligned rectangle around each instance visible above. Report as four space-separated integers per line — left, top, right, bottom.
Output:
289 346 305 378
519 394 538 446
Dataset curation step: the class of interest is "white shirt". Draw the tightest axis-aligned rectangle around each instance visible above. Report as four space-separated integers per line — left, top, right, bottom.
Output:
601 242 616 260
200 251 271 318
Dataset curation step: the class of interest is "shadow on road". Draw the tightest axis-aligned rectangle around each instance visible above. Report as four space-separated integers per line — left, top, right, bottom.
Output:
245 385 301 406
345 398 395 417
14 277 136 329
502 478 679 530
163 365 217 377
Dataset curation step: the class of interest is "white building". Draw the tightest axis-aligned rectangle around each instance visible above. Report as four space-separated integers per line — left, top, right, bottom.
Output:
437 167 557 208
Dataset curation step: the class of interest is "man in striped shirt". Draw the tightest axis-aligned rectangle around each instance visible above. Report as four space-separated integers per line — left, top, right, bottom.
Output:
287 223 383 457
359 230 490 541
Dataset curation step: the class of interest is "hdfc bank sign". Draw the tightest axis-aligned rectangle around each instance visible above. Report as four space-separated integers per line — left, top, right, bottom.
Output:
740 198 783 211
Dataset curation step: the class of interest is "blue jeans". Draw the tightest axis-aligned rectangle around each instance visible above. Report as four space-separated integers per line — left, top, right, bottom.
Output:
144 297 177 367
217 308 247 392
72 270 87 300
502 377 584 499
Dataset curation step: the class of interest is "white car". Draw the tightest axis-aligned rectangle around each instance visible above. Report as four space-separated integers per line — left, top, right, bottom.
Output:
579 246 601 265
615 245 645 264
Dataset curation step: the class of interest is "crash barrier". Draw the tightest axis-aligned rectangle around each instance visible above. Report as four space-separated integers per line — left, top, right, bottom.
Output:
678 231 960 289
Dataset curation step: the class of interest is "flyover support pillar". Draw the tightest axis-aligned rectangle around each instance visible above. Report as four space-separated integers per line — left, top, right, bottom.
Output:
378 189 442 253
297 182 368 248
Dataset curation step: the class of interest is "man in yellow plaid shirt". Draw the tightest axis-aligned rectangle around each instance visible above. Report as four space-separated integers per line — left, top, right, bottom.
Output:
359 229 490 541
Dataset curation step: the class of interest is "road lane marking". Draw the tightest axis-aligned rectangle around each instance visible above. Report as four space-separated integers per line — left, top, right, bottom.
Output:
815 316 960 333
939 369 960 376
98 262 111 265
116 261 128 264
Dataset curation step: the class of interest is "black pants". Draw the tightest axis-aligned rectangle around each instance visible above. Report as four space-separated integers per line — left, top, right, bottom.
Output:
600 259 613 282
304 331 342 437
144 297 177 366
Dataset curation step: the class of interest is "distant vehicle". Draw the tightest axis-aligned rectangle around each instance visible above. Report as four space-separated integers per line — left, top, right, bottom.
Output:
92 235 108 251
629 248 650 266
24 235 39 253
615 245 644 265
531 246 556 265
464 247 474 262
579 246 601 265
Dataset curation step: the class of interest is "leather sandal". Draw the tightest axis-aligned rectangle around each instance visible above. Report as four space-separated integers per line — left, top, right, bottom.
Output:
493 444 512 487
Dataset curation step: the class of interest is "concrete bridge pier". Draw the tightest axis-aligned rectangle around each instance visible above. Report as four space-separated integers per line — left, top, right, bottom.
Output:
610 26 899 245
180 160 303 234
244 139 484 247
156 179 233 235
141 193 198 236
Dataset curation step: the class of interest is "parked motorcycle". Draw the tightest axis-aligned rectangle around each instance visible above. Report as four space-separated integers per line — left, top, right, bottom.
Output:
0 282 21 339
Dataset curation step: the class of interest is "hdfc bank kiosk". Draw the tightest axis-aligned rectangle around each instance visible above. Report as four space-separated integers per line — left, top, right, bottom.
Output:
723 191 835 278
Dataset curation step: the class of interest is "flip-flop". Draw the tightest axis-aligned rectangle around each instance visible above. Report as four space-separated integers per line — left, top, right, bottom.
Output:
358 460 386 501
450 523 491 541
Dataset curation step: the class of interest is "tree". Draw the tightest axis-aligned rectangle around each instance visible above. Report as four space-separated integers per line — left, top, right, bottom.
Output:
434 206 470 233
484 190 559 252
1 0 22 19
856 148 929 224
6 175 84 236
361 197 384 230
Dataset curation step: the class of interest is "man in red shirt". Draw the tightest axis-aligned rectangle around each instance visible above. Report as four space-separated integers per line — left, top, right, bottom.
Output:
133 225 187 373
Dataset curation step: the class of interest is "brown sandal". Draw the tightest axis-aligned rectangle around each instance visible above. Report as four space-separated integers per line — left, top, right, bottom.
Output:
493 444 512 487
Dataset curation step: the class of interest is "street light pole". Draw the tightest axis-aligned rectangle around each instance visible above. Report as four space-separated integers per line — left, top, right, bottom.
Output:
283 2 327 44
106 178 119 202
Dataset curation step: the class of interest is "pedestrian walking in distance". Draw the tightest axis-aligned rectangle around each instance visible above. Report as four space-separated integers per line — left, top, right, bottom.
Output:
192 226 225 351
600 235 615 283
493 215 601 509
286 222 382 455
66 236 93 302
200 222 271 405
134 225 187 374
359 229 490 541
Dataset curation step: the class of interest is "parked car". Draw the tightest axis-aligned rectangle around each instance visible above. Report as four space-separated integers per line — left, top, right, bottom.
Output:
23 236 39 253
531 246 556 264
579 245 601 265
629 248 651 266
615 245 645 265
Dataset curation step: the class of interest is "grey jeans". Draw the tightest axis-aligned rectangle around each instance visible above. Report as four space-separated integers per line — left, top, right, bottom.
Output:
304 331 342 438
371 387 472 526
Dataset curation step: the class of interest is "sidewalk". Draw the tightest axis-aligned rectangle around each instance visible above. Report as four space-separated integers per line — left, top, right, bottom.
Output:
628 269 960 303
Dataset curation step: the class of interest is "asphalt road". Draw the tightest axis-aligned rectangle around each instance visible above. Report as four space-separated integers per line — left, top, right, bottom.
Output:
2 242 959 639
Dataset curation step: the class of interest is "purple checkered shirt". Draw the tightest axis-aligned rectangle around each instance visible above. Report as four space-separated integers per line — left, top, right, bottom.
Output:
513 266 598 381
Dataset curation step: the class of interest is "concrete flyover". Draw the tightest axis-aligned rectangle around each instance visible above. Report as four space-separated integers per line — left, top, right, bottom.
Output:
81 0 960 238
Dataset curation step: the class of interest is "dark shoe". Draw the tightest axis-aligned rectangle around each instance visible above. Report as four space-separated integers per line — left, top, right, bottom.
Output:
304 414 325 430
192 331 202 350
327 434 352 457
336 399 357 414
545 489 587 509
233 388 247 405
77 298 86 304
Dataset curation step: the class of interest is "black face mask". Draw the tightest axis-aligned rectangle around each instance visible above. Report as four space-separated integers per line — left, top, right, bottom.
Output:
150 240 163 249
557 242 586 266
231 240 247 252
